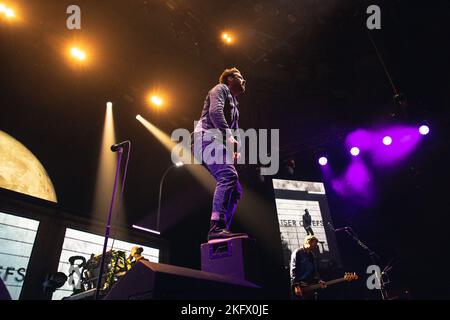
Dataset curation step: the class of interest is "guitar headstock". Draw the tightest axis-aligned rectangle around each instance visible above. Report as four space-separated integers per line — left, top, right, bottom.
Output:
344 272 358 281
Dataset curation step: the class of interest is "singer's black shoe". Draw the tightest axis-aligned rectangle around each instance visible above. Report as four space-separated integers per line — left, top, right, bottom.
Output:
208 229 249 242
208 220 249 242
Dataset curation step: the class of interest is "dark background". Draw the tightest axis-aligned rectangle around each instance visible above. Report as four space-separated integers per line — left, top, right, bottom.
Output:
1 0 449 299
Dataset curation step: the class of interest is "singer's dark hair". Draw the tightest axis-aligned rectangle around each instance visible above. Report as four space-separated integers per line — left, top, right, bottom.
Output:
219 67 241 85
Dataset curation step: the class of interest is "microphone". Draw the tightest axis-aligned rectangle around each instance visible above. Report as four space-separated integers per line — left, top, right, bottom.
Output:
327 221 335 231
111 141 129 152
327 222 348 232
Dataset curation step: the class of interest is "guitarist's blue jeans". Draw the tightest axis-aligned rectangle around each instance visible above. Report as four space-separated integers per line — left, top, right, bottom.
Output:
193 135 243 228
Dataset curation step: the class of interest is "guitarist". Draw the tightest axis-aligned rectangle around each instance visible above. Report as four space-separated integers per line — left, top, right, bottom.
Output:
290 235 326 300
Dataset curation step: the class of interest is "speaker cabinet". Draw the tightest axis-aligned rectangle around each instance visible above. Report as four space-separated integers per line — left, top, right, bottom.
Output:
201 238 261 284
104 260 260 300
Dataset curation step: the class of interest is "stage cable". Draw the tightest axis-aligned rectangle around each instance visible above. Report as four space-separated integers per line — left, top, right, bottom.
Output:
367 30 400 96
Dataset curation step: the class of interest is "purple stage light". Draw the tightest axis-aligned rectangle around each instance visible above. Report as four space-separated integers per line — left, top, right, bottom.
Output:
318 157 328 166
419 125 430 135
330 160 373 204
383 136 392 146
346 161 371 192
372 126 421 165
346 129 373 151
350 147 360 156
347 125 421 166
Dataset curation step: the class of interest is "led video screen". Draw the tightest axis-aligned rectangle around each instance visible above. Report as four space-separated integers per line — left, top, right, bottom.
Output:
52 228 159 300
272 179 341 271
0 211 40 300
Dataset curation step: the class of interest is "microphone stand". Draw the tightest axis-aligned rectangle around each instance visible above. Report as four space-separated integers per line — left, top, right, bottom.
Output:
157 164 176 232
343 227 389 300
157 162 183 232
330 222 389 300
94 147 124 300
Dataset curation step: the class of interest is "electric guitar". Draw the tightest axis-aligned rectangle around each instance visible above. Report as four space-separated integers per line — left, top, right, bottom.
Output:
294 272 358 298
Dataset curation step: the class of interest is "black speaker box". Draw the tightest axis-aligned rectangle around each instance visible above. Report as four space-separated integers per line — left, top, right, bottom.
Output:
201 238 261 284
104 260 261 300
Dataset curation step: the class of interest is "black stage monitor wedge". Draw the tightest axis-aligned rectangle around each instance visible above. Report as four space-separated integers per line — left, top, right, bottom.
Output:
104 260 261 300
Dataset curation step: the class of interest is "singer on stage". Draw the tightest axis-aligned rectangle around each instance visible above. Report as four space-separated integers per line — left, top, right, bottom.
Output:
193 67 248 242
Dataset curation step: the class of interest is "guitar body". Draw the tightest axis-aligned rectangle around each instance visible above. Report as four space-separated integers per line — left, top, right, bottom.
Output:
293 284 317 300
293 273 358 299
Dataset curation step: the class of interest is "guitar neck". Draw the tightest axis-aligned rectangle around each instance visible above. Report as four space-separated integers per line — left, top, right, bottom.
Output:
303 278 346 292
325 278 346 286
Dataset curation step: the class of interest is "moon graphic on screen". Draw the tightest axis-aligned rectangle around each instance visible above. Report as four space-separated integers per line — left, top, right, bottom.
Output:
0 130 57 202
